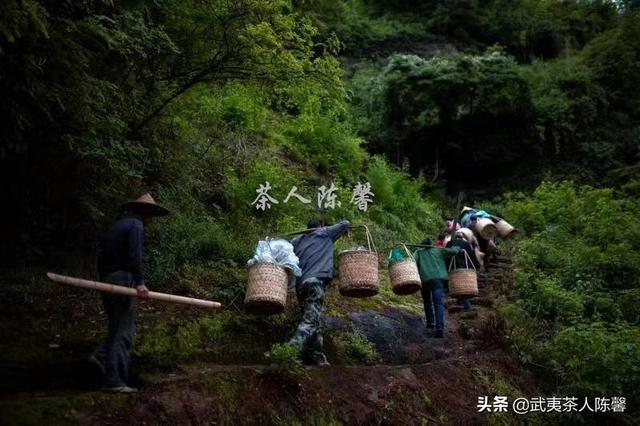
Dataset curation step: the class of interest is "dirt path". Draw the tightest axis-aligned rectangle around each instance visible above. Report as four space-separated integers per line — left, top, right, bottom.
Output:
0 256 542 425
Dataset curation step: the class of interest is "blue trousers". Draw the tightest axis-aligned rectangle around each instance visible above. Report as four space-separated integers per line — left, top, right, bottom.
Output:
94 271 136 387
421 279 445 331
459 297 471 310
289 277 328 365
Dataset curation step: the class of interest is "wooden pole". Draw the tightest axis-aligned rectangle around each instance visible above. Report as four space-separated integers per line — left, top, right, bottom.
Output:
46 272 222 311
278 223 370 238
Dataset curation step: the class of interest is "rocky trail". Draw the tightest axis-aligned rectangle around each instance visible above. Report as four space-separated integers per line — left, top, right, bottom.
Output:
0 256 541 425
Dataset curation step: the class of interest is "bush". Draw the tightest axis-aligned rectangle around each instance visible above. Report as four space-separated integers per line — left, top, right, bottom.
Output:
332 330 381 365
550 324 640 398
135 315 227 367
499 181 640 407
264 343 308 381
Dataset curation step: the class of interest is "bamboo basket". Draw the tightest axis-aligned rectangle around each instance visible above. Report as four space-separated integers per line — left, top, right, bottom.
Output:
448 250 479 297
495 219 516 239
338 225 379 298
389 244 421 295
244 262 289 315
459 227 475 242
474 218 498 240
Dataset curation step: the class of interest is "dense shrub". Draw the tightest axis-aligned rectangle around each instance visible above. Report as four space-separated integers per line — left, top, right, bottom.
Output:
499 181 640 403
331 330 381 365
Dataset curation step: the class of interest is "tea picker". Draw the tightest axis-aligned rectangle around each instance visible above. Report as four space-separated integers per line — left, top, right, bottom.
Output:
243 222 379 315
407 240 460 338
245 220 377 365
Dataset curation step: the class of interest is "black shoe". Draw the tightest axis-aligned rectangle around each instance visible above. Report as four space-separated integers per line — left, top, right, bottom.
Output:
432 329 444 338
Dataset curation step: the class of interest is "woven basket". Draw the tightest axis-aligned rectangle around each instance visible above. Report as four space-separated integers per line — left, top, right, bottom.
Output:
244 262 288 315
448 250 479 297
449 269 479 297
474 218 498 240
339 250 379 297
459 227 475 242
388 244 421 295
390 259 421 295
495 219 516 239
338 225 379 298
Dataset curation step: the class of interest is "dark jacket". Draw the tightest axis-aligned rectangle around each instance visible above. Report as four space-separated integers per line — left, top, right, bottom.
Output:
291 220 350 283
98 216 144 285
446 239 478 270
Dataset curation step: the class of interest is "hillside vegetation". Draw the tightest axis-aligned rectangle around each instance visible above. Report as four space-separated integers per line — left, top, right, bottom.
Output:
1 0 640 423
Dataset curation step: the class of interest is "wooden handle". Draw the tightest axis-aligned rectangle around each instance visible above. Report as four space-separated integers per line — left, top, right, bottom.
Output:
46 272 222 310
278 222 372 238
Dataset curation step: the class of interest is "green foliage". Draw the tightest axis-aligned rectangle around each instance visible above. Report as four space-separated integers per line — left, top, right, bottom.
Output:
550 324 640 396
365 157 441 242
297 0 430 54
473 367 549 426
283 98 367 181
264 342 302 366
146 194 228 285
0 0 344 265
135 315 226 366
499 181 640 402
3 2 640 409
264 343 308 380
355 49 537 185
332 330 381 365
347 8 640 190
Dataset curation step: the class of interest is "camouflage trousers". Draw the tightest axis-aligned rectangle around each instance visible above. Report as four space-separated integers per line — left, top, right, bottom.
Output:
288 277 329 365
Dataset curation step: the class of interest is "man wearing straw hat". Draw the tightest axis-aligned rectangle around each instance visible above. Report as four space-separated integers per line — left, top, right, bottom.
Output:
288 218 350 365
90 193 169 393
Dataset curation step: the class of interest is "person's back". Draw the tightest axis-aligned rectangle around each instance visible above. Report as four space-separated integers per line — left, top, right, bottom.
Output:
413 239 458 338
292 220 349 282
99 216 144 282
446 238 478 270
288 219 349 365
413 246 458 283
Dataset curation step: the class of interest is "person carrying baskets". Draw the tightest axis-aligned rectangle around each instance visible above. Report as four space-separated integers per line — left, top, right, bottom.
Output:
446 231 479 312
287 219 350 365
91 193 169 393
413 238 459 338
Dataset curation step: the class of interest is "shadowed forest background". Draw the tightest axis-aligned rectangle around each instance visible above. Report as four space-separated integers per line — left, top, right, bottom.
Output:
1 0 640 424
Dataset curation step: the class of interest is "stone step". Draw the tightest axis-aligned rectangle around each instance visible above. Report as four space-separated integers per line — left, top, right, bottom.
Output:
472 297 494 307
495 255 513 262
486 264 514 270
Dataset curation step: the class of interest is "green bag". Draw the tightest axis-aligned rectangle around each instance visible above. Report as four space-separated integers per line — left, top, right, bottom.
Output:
388 246 409 265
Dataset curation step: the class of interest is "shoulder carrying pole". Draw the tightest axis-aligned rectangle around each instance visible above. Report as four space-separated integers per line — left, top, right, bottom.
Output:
47 272 222 310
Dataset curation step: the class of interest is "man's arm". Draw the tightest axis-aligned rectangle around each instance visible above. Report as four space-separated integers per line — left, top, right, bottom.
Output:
128 221 149 298
324 219 350 242
440 246 460 256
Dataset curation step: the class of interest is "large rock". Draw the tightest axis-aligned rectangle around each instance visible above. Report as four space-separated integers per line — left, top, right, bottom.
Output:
325 308 449 365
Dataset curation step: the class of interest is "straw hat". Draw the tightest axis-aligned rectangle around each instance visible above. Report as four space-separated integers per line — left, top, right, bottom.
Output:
461 206 474 214
122 193 170 216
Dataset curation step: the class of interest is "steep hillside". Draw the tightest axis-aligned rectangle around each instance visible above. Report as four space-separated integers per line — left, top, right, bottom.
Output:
1 255 546 425
1 1 639 425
